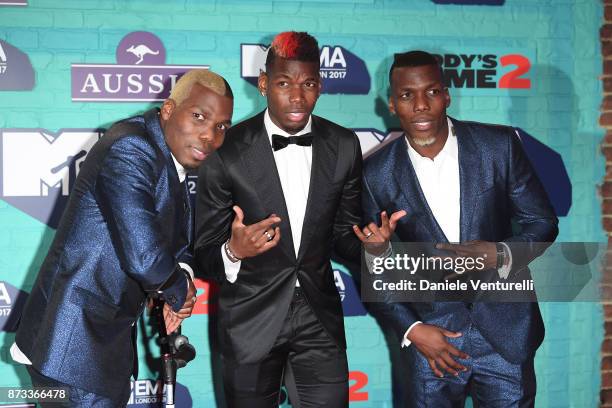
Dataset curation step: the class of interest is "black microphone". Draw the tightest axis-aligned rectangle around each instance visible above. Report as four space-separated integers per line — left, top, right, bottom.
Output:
169 332 196 369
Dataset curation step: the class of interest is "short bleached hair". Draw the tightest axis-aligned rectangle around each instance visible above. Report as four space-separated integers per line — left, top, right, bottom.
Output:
169 69 233 106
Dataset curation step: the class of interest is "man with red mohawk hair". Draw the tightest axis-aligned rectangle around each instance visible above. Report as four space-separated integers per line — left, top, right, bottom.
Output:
195 31 361 407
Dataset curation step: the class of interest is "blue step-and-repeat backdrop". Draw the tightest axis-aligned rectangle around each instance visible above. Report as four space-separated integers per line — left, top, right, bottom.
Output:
0 0 604 406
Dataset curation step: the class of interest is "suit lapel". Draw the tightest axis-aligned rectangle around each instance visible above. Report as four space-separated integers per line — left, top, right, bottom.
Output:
172 180 192 259
452 118 482 242
297 117 338 260
392 137 447 243
144 108 189 251
239 114 296 260
183 180 192 247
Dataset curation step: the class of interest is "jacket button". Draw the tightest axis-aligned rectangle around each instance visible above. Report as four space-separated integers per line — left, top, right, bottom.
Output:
168 295 177 305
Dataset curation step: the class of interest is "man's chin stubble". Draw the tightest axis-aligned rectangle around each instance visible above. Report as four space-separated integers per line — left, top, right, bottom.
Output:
409 135 436 147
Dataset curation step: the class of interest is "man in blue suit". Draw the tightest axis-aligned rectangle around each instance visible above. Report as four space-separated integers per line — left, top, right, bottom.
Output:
356 51 558 406
13 69 234 406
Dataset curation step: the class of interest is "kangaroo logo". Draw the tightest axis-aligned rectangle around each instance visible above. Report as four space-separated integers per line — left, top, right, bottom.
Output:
126 44 159 65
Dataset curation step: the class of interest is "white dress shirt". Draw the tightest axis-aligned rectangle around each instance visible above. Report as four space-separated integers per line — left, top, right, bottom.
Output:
400 118 512 348
221 110 313 286
11 152 192 365
407 118 461 243
400 119 459 348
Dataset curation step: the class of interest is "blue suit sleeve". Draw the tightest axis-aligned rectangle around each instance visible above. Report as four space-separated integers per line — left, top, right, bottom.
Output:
95 136 188 311
362 170 420 339
503 130 559 271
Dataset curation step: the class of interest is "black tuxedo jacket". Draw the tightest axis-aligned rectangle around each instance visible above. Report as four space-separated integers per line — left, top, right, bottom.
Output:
195 111 362 363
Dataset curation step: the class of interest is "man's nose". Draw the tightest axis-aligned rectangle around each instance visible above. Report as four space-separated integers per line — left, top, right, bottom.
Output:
413 94 429 112
289 85 304 103
198 127 213 142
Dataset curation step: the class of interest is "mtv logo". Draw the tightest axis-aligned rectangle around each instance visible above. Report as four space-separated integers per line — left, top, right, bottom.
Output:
240 43 371 94
354 128 403 158
2 130 98 196
0 129 100 228
240 44 269 87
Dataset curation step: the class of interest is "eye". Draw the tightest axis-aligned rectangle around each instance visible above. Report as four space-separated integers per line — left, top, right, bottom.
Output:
399 92 411 100
216 123 229 131
192 112 205 120
427 88 441 96
304 81 317 88
277 81 288 88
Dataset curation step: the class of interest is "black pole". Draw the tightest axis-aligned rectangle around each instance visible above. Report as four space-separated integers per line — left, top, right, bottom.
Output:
152 296 177 407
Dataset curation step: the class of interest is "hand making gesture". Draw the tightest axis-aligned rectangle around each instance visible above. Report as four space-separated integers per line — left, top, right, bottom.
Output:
227 205 281 260
353 210 407 255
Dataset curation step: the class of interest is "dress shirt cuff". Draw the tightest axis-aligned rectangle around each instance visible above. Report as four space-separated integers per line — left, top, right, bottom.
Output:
401 321 423 348
364 243 393 273
10 343 32 365
220 246 241 283
179 263 194 281
497 242 513 279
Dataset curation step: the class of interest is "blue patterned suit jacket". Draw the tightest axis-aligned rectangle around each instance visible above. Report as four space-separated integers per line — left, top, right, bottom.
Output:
15 108 192 400
362 117 558 364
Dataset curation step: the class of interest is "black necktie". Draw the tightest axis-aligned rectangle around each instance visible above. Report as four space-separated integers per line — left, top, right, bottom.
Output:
272 133 313 151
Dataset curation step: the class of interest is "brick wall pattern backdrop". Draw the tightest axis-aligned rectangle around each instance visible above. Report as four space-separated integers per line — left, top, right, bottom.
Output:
0 1 604 407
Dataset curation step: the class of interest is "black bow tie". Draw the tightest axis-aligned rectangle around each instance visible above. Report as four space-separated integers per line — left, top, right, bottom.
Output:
272 133 313 151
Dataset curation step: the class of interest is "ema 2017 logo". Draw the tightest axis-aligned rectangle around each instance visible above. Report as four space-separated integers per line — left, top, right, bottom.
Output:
127 379 192 407
71 31 209 102
333 266 367 317
0 128 100 228
241 44 370 94
0 39 35 91
0 281 29 332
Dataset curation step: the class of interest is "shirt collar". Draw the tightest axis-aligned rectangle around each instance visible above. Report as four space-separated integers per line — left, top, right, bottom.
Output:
264 109 313 142
170 153 187 182
407 117 457 163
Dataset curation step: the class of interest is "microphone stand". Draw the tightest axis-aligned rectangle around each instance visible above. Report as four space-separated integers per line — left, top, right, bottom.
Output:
152 296 177 408
152 295 196 408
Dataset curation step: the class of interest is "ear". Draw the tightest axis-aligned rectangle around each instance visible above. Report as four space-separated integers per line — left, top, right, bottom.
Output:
160 99 176 121
388 97 396 115
444 88 451 108
257 72 268 96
